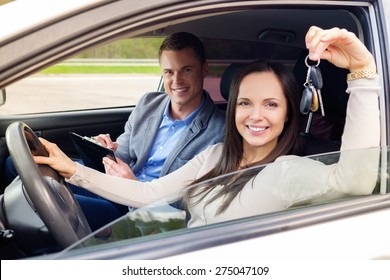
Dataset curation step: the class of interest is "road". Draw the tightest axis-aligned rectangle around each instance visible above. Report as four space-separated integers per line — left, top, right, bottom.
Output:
0 74 161 115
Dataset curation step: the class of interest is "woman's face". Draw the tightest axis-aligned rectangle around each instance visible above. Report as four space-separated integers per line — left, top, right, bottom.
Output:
235 71 288 156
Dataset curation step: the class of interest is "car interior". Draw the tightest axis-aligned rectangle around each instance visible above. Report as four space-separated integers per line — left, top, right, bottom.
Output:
0 3 382 259
0 7 365 188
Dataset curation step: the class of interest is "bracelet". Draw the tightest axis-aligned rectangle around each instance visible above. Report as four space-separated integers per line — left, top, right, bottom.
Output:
347 69 377 81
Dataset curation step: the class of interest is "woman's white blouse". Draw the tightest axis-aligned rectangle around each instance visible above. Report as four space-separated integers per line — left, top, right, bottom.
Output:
67 76 381 227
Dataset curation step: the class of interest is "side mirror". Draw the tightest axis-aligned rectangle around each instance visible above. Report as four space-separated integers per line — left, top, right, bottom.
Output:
0 88 6 106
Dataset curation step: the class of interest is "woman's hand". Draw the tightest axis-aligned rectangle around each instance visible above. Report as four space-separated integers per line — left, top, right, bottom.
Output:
102 157 137 180
33 138 77 179
305 26 376 73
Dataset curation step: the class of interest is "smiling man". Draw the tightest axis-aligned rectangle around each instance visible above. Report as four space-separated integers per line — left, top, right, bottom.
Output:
72 32 226 231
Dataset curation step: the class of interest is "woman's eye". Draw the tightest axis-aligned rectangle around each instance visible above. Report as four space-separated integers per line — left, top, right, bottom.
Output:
237 101 250 106
266 102 278 108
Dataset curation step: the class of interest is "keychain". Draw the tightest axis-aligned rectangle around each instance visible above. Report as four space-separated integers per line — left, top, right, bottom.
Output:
300 55 325 133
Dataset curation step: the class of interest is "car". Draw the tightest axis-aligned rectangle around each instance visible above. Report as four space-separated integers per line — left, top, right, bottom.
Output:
1 0 390 265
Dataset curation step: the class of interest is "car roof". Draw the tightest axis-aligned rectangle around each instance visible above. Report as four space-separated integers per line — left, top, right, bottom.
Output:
0 0 103 41
0 0 376 89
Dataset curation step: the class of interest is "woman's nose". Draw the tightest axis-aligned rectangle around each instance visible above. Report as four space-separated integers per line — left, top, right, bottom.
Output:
249 106 264 120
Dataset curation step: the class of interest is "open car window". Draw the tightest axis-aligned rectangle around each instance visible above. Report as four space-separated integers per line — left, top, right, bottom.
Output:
0 34 301 115
50 146 384 259
0 38 163 115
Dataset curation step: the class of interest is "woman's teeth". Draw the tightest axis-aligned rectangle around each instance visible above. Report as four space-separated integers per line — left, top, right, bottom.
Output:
248 126 265 132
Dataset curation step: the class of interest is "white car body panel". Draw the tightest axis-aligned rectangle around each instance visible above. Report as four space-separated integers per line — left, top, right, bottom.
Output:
165 208 390 260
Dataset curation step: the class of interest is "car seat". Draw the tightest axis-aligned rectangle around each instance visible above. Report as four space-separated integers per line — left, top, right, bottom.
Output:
219 63 244 101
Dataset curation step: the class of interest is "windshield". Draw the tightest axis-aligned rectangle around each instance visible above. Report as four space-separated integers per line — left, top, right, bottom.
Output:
50 146 383 259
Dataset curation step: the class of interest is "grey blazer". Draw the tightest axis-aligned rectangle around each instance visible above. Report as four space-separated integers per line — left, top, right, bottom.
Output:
115 90 225 177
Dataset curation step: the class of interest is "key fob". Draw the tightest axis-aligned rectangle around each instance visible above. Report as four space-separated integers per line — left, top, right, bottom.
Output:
300 86 313 114
309 66 323 89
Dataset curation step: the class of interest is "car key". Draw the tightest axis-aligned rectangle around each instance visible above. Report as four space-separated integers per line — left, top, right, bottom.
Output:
309 84 319 112
309 64 325 116
301 55 325 133
309 64 323 89
300 86 313 115
301 61 315 133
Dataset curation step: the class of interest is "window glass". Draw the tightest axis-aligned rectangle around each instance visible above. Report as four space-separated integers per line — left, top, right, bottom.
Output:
1 34 304 115
0 38 164 115
53 146 383 258
1 30 306 115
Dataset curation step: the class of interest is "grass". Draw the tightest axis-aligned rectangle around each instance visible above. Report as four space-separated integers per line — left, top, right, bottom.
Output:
39 65 161 75
37 63 227 76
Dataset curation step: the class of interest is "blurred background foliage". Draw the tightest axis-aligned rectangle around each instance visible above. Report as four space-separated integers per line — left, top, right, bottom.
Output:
76 38 165 59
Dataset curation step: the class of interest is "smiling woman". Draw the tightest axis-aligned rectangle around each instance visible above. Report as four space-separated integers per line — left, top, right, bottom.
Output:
235 70 289 160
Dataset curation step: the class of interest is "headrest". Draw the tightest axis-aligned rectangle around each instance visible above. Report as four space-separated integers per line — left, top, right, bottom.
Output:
219 63 244 101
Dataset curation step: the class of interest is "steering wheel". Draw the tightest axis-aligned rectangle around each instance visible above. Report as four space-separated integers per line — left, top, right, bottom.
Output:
5 122 91 248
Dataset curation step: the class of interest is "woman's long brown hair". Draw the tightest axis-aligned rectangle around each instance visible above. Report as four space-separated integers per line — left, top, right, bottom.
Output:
185 61 303 214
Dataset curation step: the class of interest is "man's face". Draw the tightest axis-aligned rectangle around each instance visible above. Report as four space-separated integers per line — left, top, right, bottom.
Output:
160 48 208 116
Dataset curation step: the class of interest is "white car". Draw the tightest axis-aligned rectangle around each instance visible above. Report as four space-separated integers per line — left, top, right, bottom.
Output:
0 0 390 264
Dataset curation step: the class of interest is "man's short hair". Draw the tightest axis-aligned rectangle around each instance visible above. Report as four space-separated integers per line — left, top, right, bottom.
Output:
159 32 206 64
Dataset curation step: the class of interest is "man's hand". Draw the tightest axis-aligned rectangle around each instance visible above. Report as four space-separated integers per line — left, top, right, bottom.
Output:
103 157 137 180
94 133 119 151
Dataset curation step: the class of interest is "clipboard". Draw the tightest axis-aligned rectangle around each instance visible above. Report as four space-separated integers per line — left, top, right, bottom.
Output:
69 132 116 173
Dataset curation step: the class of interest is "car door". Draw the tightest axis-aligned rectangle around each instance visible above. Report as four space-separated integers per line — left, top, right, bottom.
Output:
53 0 390 261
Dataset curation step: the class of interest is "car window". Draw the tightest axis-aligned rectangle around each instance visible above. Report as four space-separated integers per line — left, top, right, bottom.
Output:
0 38 163 115
0 33 304 115
53 146 384 259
